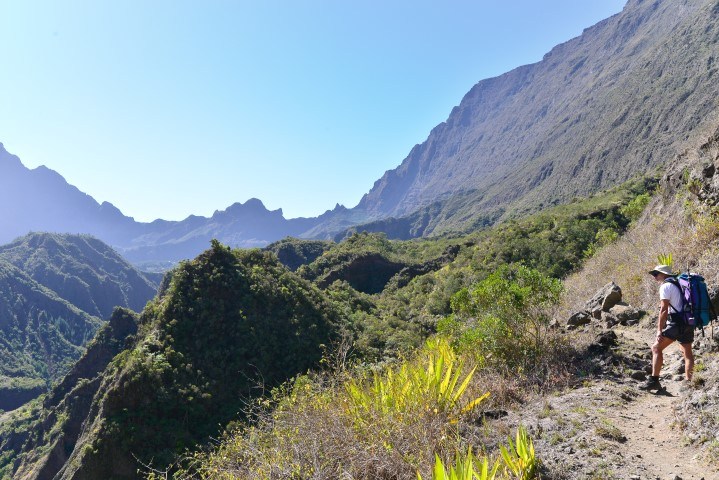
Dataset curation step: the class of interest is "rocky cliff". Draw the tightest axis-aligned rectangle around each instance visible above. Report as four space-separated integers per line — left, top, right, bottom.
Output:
356 0 719 233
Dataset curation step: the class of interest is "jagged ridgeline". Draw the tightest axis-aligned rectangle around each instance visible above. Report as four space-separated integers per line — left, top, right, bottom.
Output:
0 233 160 410
0 241 341 479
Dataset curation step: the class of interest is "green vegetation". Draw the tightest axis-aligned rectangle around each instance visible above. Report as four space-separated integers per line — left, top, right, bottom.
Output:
418 426 537 480
313 178 654 364
0 178 658 479
0 233 158 410
264 237 333 271
422 450 501 480
177 340 491 478
345 338 487 419
442 264 563 375
56 241 342 478
0 259 101 410
0 232 159 318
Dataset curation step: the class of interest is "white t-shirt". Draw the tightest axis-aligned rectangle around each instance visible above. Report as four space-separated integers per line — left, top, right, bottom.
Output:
659 280 684 314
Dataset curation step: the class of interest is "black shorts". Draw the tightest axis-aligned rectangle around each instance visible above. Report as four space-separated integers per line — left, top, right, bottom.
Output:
662 321 694 345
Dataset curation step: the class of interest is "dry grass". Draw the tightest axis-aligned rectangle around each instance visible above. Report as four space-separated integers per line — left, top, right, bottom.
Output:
560 189 719 318
173 333 572 480
177 342 478 479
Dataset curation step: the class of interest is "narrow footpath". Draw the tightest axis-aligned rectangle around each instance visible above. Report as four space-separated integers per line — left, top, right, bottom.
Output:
611 327 711 479
505 325 718 480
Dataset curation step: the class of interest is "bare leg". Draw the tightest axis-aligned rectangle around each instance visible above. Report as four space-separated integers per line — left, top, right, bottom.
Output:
651 336 674 377
678 342 694 381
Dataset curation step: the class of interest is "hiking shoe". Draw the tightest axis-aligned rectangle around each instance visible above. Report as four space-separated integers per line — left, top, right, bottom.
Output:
638 377 662 391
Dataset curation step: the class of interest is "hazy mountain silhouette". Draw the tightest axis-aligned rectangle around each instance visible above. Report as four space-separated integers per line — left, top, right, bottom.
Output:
0 144 366 266
4 0 719 261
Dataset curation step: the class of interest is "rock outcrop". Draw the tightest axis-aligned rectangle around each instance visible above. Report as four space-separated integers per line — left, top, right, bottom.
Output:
567 282 645 329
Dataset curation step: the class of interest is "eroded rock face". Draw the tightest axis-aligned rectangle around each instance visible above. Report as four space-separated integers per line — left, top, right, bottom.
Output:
585 282 623 312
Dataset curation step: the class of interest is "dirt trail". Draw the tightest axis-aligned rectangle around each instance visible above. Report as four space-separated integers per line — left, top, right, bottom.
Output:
516 324 718 479
611 327 713 480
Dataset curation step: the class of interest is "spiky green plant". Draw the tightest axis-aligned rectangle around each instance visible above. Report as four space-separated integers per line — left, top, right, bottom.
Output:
418 450 501 480
657 253 673 268
345 338 488 419
499 426 537 480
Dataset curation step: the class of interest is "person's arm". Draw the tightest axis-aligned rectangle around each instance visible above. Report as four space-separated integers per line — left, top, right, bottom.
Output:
657 298 670 338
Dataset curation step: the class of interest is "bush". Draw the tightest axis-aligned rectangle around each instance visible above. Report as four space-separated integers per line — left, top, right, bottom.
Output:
444 264 564 376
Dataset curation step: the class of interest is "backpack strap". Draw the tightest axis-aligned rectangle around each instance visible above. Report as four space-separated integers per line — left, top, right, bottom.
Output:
663 277 684 314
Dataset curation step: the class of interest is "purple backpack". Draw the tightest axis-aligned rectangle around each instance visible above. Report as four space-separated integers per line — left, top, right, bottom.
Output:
665 273 715 330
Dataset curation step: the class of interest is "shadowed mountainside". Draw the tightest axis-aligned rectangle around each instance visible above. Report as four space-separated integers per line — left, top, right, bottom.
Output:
0 260 101 410
0 233 159 319
0 233 159 410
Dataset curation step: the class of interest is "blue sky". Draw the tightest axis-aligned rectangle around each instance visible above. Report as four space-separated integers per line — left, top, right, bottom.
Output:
0 1 626 222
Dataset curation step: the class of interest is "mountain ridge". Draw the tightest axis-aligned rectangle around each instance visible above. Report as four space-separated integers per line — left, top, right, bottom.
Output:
355 0 719 225
0 144 369 266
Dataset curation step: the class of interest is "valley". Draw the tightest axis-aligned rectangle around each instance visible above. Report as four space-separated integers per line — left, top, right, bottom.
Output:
2 0 719 478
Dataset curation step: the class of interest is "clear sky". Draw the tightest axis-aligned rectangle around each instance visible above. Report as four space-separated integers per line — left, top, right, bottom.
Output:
0 1 626 222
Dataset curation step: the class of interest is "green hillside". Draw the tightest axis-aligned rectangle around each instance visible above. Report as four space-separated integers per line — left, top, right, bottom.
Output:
0 233 159 410
0 260 101 411
1 242 342 479
0 233 159 319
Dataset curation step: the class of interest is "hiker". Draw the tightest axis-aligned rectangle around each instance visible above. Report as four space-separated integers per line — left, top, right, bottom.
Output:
639 265 694 391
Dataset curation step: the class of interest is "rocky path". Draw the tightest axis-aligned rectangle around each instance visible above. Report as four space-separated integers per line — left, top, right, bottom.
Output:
501 324 718 479
611 327 712 480
618 379 707 479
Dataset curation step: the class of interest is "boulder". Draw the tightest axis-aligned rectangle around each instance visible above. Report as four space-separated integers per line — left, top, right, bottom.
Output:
595 330 618 347
585 282 622 312
588 330 618 354
591 307 602 319
609 304 645 324
601 311 619 328
567 311 592 327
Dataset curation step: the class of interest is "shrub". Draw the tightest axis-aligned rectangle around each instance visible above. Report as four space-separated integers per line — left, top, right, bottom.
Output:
445 264 564 376
418 426 537 480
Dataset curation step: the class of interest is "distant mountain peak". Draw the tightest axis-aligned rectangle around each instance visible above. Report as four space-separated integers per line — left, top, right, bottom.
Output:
213 198 283 219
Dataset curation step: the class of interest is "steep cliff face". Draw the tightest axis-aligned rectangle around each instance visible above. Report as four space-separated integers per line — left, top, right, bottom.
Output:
357 0 719 225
